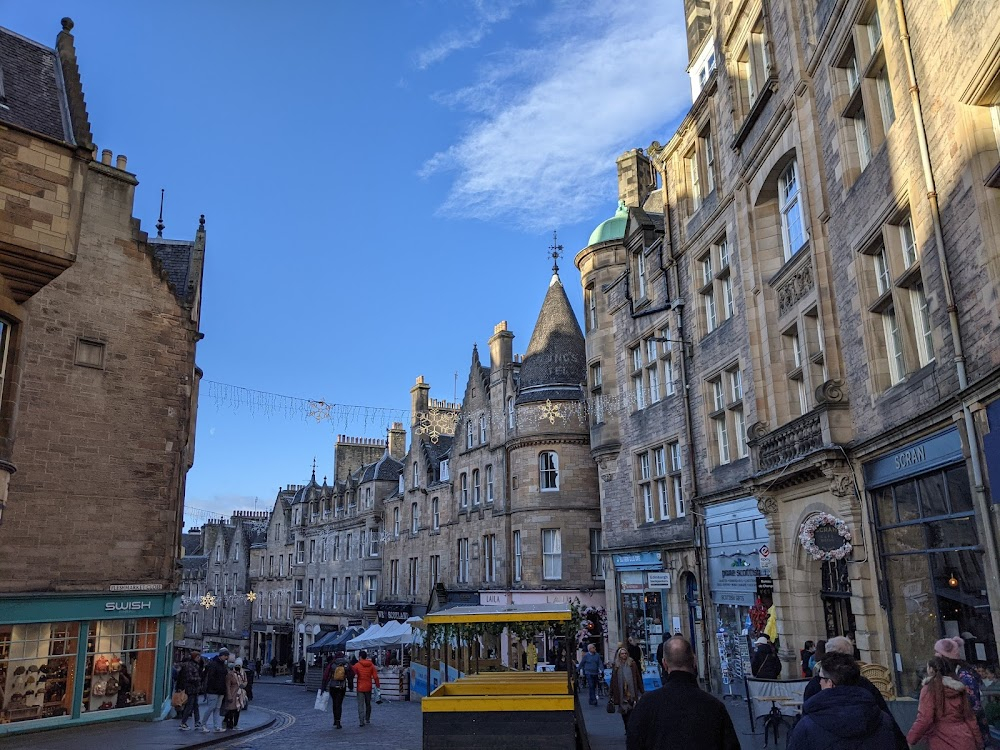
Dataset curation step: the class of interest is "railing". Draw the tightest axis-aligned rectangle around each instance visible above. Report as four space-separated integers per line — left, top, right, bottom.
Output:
754 412 824 472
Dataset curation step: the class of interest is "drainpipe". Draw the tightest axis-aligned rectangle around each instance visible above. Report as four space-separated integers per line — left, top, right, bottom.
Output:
893 0 1000 641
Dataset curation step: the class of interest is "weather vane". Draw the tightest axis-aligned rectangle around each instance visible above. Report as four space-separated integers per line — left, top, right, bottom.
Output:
548 230 563 275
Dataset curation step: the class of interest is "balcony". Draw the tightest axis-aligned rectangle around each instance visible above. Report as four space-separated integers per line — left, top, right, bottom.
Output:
748 380 852 479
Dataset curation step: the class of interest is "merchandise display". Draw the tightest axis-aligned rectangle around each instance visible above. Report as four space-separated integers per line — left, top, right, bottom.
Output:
0 623 78 725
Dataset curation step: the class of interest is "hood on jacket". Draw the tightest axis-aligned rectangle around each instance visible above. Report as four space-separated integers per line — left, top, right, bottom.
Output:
924 674 967 694
802 685 884 740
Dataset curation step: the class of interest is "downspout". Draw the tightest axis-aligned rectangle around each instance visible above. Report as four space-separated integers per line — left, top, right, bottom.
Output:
893 0 1000 639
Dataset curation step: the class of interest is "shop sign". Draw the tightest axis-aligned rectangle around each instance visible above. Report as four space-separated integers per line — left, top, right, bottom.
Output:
620 571 646 591
756 576 774 600
800 513 853 562
646 572 672 589
109 583 164 592
813 526 844 552
612 551 663 571
479 591 510 605
347 619 363 626
376 603 412 622
1 593 174 623
864 428 963 488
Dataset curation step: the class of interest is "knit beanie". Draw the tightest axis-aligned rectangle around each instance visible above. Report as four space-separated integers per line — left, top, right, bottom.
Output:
934 636 964 660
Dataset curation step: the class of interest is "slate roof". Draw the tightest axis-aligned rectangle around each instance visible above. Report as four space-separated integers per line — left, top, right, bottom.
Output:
421 435 453 465
361 451 403 482
516 274 587 405
181 533 204 556
180 555 207 572
148 238 195 303
0 26 74 144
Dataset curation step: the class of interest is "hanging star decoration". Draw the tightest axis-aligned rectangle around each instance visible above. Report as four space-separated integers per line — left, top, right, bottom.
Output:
200 593 217 609
539 399 561 425
246 591 257 603
415 408 459 444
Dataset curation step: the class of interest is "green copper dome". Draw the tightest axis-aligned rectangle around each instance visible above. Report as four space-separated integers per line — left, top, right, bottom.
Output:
587 200 629 246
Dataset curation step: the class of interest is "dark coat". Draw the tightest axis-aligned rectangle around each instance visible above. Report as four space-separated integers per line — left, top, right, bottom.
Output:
751 643 781 678
626 671 741 750
322 657 352 692
803 674 907 749
176 658 204 693
204 656 229 695
787 685 897 750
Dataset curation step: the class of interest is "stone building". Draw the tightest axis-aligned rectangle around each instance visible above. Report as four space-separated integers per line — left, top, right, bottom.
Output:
248 429 405 668
579 0 1000 698
0 18 205 733
381 271 607 672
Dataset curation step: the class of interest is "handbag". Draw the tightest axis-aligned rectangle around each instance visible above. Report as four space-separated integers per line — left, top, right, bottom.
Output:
606 698 615 714
314 689 330 712
373 685 382 704
95 656 110 674
171 689 187 708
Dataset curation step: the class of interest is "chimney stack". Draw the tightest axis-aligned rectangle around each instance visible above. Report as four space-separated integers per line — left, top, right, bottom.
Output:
488 321 515 371
410 376 430 426
616 148 656 208
388 422 407 461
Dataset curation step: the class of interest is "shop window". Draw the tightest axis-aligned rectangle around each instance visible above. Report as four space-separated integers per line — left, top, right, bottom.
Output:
85 618 156 714
0 622 80 723
874 464 996 696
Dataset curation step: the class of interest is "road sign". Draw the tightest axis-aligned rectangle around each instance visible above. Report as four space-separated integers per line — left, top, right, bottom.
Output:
759 544 772 570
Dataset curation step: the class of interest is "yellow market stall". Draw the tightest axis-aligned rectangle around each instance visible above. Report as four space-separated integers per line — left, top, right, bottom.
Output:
420 604 579 750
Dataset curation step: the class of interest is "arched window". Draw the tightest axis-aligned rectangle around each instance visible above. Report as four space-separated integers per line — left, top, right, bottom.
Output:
539 451 559 491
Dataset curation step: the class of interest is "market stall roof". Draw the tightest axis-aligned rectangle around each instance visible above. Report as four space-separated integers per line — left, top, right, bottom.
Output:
423 603 572 625
370 620 412 647
306 629 341 653
328 626 364 650
347 623 387 650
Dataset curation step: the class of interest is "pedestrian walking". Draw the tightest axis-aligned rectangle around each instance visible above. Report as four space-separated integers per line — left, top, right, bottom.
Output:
609 645 644 728
270 656 277 677
787 652 896 750
626 637 643 670
353 649 380 727
222 660 243 730
202 647 230 733
176 648 205 731
800 641 815 678
907 655 983 750
801 636 907 749
935 636 992 748
255 658 262 680
244 658 255 702
322 650 352 729
808 639 826 675
627 638 740 750
577 643 603 706
750 635 781 678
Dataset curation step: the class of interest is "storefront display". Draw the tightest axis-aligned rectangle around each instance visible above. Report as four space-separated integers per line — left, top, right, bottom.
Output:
865 427 999 697
0 592 176 735
612 552 667 666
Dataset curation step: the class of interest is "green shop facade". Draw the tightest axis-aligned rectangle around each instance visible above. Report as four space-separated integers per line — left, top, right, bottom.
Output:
0 591 179 734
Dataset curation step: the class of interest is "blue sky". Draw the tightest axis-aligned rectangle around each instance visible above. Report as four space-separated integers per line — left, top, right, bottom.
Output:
4 1 690 527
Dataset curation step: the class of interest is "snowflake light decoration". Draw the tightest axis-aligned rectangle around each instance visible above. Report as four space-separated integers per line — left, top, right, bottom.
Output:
307 400 334 423
246 519 269 535
415 408 459 444
200 593 217 609
246 591 257 603
539 399 561 425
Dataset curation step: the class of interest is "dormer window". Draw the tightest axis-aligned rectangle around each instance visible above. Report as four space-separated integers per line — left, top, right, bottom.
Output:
440 459 450 481
398 474 405 494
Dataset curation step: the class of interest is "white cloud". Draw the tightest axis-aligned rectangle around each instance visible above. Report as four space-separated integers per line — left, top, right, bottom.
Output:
420 0 690 231
416 0 530 70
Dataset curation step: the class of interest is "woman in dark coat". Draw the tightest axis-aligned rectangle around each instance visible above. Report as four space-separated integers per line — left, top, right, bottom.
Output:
609 645 644 728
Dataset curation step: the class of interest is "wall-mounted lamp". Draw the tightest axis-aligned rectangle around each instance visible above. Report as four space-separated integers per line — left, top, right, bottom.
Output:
947 572 960 588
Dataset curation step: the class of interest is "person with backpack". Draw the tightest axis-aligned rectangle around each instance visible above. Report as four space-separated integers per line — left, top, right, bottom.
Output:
322 650 353 730
353 649 380 727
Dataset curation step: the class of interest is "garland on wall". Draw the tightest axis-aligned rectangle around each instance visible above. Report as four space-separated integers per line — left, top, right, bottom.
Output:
799 512 853 561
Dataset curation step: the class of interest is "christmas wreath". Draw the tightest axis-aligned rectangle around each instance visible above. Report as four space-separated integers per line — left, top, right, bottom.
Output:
799 512 853 561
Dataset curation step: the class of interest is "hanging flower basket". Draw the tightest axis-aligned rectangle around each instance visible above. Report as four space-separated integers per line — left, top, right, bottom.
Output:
799 512 853 561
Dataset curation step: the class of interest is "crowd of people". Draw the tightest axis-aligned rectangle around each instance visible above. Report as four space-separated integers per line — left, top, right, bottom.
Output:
171 647 254 733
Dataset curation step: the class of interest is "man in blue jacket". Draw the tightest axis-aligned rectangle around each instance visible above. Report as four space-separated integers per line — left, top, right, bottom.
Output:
787 652 896 750
577 643 604 706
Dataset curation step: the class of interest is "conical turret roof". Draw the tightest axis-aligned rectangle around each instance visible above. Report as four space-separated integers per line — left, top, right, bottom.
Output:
516 274 586 405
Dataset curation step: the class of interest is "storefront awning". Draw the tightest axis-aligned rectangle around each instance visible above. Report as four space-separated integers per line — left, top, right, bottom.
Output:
306 629 341 653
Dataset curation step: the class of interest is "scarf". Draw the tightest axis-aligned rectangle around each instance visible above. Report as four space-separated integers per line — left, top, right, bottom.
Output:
615 658 638 706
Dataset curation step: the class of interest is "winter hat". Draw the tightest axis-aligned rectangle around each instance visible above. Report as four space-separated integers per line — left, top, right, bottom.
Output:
934 636 965 660
218 647 230 656
755 637 769 645
235 658 244 667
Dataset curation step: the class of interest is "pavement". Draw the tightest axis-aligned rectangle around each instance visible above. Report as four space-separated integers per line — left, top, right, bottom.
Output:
2 676 924 750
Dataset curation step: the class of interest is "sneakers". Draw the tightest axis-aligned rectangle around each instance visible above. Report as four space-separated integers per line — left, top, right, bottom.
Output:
179 724 190 731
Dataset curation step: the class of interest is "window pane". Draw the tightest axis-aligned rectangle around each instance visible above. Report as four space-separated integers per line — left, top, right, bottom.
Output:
881 523 925 553
883 554 936 696
946 466 973 513
894 481 920 523
919 472 948 519
926 518 979 550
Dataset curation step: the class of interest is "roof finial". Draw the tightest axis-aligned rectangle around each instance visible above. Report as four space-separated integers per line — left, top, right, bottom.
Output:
155 189 165 238
311 457 317 482
548 230 563 282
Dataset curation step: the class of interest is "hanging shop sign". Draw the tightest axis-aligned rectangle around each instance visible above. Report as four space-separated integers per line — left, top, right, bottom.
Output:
799 512 853 561
755 576 774 600
646 572 672 589
376 603 412 623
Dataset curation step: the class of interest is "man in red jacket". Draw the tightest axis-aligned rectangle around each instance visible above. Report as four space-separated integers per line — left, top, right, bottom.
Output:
353 649 380 727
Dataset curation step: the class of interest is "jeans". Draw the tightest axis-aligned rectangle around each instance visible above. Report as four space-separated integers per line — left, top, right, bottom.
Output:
331 689 346 725
357 690 372 725
179 691 200 725
584 674 598 704
204 694 225 729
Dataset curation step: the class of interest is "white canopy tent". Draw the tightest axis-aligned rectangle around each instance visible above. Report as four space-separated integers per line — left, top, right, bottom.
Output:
369 620 412 647
347 623 386 650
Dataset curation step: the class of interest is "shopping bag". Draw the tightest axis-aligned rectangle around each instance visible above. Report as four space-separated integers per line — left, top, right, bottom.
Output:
171 689 187 708
314 689 330 712
373 686 382 704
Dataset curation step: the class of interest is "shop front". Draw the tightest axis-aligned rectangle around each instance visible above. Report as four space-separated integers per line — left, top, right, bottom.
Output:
0 592 177 735
705 497 771 698
611 552 668 666
864 426 999 697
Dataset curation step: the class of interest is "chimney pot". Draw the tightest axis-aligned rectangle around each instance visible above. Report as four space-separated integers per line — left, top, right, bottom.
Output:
101 149 112 165
116 154 127 170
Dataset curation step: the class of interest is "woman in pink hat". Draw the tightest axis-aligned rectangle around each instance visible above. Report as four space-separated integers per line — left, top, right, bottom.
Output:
934 637 991 748
907 656 983 750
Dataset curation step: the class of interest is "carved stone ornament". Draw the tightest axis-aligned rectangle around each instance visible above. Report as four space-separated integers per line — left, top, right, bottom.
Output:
815 379 846 405
830 474 854 498
747 421 769 442
757 496 778 515
777 257 815 316
601 473 614 483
